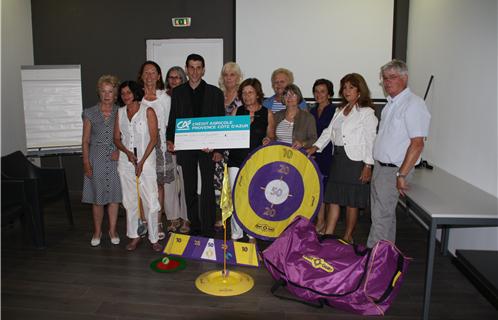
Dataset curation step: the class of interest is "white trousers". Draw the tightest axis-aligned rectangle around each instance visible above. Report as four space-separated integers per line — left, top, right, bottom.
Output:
228 167 253 240
119 169 160 243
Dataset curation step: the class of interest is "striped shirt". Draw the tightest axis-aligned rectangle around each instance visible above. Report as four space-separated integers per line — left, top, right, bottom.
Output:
276 119 294 144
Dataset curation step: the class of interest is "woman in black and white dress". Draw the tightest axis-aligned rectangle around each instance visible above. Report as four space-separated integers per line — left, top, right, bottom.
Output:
82 75 122 247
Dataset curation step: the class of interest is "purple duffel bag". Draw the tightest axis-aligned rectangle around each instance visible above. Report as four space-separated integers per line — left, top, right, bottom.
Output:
262 216 411 316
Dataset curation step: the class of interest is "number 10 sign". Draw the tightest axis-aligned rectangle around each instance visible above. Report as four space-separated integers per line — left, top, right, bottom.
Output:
232 142 322 240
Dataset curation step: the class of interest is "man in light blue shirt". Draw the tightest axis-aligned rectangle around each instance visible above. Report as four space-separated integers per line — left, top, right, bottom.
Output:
367 60 431 248
263 68 307 112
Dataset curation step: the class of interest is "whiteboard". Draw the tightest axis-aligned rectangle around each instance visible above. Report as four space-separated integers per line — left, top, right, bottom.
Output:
21 65 83 151
146 38 224 87
236 0 394 99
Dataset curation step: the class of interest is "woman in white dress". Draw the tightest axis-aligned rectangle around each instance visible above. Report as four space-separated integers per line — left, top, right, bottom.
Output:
137 61 171 240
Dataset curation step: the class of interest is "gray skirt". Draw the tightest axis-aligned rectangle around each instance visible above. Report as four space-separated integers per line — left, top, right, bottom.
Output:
324 146 370 208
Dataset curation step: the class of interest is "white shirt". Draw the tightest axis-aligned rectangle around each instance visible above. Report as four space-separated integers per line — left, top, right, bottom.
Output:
373 87 431 166
118 104 156 174
142 90 171 152
331 112 346 146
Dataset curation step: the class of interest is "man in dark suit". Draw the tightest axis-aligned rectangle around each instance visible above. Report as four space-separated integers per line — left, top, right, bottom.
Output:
166 53 224 237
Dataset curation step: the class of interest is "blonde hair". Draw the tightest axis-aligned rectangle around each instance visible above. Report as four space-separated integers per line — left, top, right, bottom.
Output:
218 62 243 92
271 68 294 84
96 74 119 93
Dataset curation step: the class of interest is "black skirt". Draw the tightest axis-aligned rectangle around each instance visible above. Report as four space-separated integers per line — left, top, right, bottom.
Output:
323 146 370 208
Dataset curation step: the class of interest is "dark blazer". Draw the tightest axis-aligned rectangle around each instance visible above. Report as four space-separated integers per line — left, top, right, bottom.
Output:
166 80 225 142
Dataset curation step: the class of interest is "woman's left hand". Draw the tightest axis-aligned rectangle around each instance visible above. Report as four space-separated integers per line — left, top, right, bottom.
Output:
262 137 272 146
135 160 144 177
111 149 119 161
359 165 372 183
292 141 304 149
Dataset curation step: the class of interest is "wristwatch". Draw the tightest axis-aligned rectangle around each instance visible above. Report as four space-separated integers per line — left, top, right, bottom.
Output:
396 171 406 179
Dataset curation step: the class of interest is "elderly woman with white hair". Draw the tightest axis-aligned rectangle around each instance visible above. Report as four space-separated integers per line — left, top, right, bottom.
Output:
82 75 122 247
219 61 244 115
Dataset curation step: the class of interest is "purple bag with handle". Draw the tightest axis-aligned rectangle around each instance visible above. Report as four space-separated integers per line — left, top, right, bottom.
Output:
262 216 411 316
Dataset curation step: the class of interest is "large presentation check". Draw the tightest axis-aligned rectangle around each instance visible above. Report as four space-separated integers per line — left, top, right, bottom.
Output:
174 115 250 151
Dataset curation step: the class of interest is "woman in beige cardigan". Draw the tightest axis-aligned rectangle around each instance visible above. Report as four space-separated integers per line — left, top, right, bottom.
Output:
272 84 317 149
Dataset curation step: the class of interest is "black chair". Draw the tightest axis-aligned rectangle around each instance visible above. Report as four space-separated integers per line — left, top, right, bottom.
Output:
1 177 45 248
1 151 74 247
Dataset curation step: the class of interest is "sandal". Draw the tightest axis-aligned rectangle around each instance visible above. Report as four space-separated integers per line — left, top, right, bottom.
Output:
158 223 166 240
167 218 181 233
151 242 163 252
214 220 223 229
179 220 190 234
315 225 325 235
344 238 354 244
126 238 140 251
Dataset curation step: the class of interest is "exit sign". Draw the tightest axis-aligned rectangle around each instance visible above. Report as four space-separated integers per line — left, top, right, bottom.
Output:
172 17 191 27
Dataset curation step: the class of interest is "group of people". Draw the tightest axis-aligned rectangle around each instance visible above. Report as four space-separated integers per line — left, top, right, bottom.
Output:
82 53 430 251
82 61 189 251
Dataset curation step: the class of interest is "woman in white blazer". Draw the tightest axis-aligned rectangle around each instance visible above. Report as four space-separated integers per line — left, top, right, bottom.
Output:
307 73 378 242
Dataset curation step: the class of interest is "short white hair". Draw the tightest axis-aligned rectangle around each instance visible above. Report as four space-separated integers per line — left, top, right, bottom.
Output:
380 59 408 76
218 62 243 92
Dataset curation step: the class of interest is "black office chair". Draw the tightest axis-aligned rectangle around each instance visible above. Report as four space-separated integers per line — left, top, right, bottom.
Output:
1 176 46 248
1 151 74 247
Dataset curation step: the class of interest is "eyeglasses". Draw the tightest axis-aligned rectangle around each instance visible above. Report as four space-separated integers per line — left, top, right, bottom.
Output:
168 76 181 80
284 91 297 98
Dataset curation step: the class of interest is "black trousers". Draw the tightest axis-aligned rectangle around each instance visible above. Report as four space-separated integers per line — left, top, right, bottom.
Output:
176 150 216 236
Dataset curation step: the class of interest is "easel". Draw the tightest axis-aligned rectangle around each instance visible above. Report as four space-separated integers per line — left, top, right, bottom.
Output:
27 146 82 168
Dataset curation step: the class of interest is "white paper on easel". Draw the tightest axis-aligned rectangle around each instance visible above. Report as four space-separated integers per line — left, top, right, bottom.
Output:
21 65 83 150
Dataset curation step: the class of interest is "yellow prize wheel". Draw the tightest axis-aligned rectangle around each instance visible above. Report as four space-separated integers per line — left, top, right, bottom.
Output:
233 142 322 240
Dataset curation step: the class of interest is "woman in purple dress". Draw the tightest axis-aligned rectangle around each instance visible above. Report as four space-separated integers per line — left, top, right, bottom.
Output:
309 79 335 234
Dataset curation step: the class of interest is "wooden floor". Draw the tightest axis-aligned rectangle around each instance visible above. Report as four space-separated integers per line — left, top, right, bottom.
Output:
2 196 497 320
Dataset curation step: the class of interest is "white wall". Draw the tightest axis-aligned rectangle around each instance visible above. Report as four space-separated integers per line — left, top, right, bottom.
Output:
407 0 498 253
1 0 33 155
236 0 394 99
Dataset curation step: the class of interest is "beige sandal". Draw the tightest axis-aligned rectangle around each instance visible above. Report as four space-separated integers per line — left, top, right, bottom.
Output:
126 238 140 251
158 223 166 240
167 218 182 233
214 220 223 228
151 242 162 252
179 220 190 234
